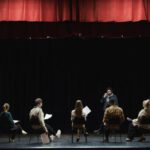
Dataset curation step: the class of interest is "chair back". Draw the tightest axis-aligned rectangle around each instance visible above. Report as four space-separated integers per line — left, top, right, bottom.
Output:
72 116 86 125
139 116 150 124
108 116 121 125
30 116 40 126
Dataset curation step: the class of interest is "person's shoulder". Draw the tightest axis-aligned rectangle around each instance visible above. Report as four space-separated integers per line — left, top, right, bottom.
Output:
5 112 11 116
71 109 75 114
105 107 110 112
117 106 123 111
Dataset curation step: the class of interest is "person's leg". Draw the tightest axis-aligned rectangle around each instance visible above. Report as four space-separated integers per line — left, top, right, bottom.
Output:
137 127 145 142
45 123 56 136
126 123 137 141
45 123 61 141
10 125 22 140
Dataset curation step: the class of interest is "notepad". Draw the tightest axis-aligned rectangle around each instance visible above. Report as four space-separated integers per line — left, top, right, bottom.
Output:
13 120 19 124
41 133 50 144
83 106 91 116
44 114 52 120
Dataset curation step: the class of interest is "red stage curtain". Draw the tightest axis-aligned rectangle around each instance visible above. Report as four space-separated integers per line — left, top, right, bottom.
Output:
0 0 150 22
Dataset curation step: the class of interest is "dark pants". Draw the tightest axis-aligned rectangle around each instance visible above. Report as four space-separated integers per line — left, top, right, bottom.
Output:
127 123 143 140
9 124 22 140
45 123 56 136
32 123 56 136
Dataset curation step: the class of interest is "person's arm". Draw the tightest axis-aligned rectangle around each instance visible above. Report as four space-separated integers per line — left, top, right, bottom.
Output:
120 109 125 123
38 109 48 133
71 110 74 121
100 93 107 103
114 95 119 106
103 109 109 125
137 110 144 122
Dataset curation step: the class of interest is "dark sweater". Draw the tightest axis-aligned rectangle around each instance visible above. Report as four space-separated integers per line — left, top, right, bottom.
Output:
0 112 15 130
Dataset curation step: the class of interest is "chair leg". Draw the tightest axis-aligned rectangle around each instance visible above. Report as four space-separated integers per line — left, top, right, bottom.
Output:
85 135 87 143
71 129 74 143
115 130 116 143
29 135 32 144
120 132 122 142
37 135 40 143
8 135 11 143
18 133 21 142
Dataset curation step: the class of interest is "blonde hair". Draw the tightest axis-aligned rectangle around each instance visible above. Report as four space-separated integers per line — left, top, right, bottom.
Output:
2 103 10 112
74 100 83 118
143 99 150 109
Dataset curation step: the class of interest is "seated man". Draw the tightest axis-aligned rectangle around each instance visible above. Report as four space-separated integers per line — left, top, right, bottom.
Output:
71 100 88 142
29 98 61 142
126 99 150 142
0 103 27 142
103 99 125 142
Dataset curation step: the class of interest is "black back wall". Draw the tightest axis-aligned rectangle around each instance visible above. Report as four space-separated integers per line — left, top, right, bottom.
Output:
0 38 149 132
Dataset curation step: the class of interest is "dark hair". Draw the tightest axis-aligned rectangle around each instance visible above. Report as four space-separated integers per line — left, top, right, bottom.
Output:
74 100 83 118
106 87 113 92
109 99 115 105
35 98 43 106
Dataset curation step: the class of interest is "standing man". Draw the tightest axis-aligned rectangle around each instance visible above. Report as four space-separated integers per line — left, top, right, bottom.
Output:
94 87 119 134
101 87 118 111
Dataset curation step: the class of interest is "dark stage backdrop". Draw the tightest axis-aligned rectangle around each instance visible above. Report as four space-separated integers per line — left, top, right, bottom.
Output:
0 0 150 22
0 38 149 132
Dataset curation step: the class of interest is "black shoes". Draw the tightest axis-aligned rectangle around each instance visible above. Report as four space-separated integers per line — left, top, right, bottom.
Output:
103 139 109 142
138 137 146 142
76 137 80 142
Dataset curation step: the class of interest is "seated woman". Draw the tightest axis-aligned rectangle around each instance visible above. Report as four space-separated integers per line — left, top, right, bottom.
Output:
0 103 27 142
126 99 150 142
71 100 88 142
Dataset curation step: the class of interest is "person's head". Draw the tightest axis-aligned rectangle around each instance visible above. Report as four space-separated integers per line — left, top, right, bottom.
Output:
35 98 43 108
143 99 150 109
2 103 10 112
74 100 83 117
106 87 113 96
109 99 115 106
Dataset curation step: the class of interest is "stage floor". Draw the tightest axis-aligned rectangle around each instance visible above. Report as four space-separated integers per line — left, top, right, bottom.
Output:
0 134 149 149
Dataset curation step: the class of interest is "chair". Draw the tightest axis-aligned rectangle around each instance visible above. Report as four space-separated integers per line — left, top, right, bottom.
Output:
103 117 122 142
29 128 44 144
29 117 43 144
139 116 150 125
139 116 150 136
0 129 21 143
71 116 87 143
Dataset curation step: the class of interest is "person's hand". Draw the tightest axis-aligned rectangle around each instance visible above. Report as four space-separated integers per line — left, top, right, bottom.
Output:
103 93 107 98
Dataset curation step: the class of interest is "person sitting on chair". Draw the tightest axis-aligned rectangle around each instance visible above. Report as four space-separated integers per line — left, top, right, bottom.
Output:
103 99 125 142
126 99 150 142
0 103 27 142
71 100 88 142
29 98 61 142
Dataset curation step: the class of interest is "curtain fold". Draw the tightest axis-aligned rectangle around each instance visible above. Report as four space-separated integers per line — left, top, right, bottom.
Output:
0 0 150 22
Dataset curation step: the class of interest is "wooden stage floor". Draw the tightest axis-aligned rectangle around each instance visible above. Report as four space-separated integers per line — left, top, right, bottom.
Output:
0 134 149 150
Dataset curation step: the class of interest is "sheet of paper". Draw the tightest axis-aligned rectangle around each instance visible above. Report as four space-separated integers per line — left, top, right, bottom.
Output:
83 106 91 116
13 120 19 124
41 133 50 144
44 114 52 120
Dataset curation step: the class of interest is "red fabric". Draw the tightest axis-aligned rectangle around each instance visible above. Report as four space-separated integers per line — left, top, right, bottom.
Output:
0 0 150 22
